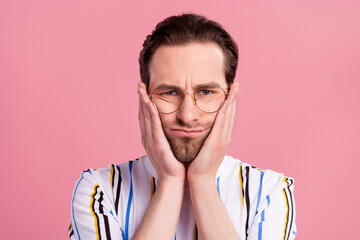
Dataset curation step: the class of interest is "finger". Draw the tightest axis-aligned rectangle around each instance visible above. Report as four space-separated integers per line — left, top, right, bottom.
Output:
230 99 236 129
223 99 236 139
138 88 146 121
138 89 149 148
138 82 151 105
224 82 239 106
138 84 156 141
220 82 239 130
138 83 161 147
138 83 167 138
138 83 167 145
211 82 239 132
138 83 157 119
201 83 237 151
222 82 238 135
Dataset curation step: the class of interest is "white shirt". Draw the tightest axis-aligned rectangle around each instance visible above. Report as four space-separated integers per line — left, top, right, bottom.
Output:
69 155 296 240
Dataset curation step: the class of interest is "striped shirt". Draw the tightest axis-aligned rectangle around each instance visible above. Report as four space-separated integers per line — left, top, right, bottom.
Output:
69 155 296 239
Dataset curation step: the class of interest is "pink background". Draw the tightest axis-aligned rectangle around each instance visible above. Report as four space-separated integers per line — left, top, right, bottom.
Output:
1 0 359 239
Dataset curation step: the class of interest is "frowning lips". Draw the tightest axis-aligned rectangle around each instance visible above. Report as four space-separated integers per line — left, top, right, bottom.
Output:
170 128 205 138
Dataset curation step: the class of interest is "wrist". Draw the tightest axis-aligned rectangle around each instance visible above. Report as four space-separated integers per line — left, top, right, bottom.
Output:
187 174 216 188
157 176 185 192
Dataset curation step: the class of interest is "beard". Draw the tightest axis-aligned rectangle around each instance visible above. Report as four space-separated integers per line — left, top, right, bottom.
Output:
163 119 214 164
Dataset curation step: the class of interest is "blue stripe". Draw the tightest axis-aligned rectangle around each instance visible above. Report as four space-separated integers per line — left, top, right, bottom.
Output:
258 210 264 240
216 176 220 196
254 172 264 239
252 171 264 226
125 162 133 240
256 172 264 213
71 170 91 240
258 195 271 240
109 210 120 223
121 227 125 240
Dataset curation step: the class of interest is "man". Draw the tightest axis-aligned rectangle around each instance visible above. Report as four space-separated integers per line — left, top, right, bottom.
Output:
69 14 296 240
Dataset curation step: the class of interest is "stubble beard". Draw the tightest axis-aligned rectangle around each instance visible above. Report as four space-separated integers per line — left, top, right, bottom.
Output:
163 120 214 164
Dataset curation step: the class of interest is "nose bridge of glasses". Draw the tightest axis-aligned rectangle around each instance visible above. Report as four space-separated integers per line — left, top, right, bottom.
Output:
181 92 197 105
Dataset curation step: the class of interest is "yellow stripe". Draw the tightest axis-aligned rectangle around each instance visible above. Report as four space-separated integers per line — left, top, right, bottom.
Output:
90 184 100 240
282 177 289 240
151 177 156 199
68 222 72 230
282 177 288 184
239 164 245 208
110 164 115 186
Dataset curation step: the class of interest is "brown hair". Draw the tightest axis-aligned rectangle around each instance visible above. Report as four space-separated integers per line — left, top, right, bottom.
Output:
139 13 238 90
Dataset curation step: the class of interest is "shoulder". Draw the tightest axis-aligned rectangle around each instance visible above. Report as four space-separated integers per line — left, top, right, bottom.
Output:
219 155 296 235
220 155 295 195
71 157 150 197
70 165 115 206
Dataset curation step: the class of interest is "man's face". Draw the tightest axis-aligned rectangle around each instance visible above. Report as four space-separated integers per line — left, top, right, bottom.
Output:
148 43 227 163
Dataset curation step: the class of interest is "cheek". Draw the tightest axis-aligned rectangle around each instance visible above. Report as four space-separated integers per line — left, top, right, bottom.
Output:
159 114 176 129
204 113 217 125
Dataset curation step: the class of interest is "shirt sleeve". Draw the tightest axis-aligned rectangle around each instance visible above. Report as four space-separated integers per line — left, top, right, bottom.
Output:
247 174 297 240
69 169 124 240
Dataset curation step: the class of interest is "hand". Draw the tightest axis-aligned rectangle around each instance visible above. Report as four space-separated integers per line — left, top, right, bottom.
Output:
187 82 239 183
138 82 186 183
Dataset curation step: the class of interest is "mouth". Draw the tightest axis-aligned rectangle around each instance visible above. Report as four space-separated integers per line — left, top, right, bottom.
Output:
170 128 205 138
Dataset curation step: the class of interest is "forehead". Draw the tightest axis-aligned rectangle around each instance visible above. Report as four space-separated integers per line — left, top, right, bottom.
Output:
148 43 226 91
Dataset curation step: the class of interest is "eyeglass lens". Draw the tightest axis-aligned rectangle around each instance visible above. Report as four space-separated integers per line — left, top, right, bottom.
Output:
150 86 226 114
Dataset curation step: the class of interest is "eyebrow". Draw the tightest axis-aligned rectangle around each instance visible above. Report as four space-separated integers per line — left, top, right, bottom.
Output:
153 81 223 91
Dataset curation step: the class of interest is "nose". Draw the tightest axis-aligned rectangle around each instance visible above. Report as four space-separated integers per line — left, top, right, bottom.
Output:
176 93 200 124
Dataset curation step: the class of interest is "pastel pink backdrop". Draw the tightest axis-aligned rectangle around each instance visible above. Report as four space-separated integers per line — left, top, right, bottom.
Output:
1 0 359 239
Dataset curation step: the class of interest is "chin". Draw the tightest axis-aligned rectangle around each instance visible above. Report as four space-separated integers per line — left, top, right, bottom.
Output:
165 131 210 163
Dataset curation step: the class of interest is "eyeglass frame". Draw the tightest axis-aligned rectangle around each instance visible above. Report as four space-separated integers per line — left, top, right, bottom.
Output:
148 86 229 114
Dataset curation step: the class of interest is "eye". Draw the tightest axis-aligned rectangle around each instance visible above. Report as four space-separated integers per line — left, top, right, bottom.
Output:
197 89 213 95
159 90 180 96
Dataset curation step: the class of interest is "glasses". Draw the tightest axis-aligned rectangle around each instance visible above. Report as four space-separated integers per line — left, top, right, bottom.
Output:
148 86 229 114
